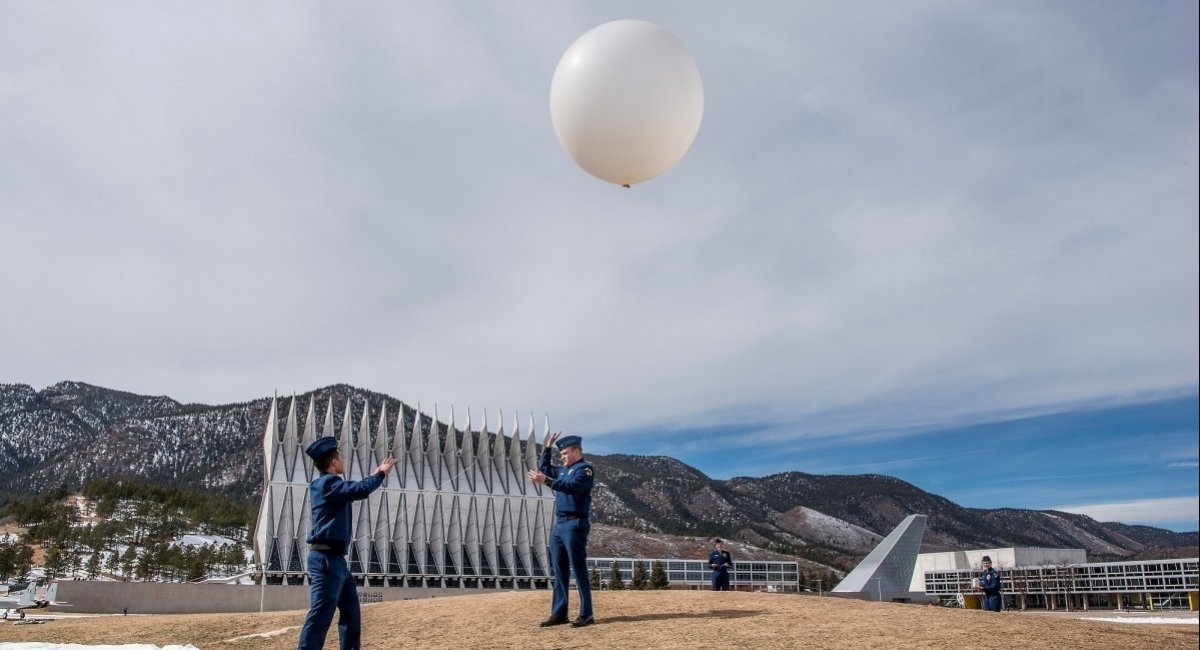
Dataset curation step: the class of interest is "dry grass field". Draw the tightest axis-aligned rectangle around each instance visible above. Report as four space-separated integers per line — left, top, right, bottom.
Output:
2 590 1196 649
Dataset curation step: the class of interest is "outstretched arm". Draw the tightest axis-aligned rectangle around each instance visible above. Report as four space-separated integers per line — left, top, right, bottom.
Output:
322 458 396 502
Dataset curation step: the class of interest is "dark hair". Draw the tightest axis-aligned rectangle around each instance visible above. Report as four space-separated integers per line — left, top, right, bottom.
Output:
316 448 340 472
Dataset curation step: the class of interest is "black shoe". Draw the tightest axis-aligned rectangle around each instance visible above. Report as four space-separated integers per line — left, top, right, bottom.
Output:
571 616 595 628
539 616 569 627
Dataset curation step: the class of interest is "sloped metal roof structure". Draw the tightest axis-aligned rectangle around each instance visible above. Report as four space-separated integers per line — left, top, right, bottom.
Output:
254 395 555 588
833 513 927 598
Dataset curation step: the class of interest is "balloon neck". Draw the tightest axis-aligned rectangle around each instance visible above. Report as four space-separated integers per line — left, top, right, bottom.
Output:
622 184 631 189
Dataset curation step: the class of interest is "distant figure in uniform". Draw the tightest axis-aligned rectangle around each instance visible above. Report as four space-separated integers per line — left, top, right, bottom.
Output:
297 436 396 650
527 431 595 628
709 539 734 591
979 555 1002 612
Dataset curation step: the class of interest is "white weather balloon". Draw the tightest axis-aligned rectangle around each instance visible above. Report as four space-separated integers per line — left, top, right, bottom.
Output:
550 20 704 187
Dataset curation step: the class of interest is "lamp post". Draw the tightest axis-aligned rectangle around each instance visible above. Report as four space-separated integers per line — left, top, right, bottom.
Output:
875 577 883 602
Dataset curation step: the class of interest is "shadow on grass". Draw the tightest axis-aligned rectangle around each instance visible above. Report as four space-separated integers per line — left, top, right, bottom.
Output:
598 609 765 624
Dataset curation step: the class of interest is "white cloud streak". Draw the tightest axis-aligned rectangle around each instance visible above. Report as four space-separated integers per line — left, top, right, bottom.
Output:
1054 497 1200 526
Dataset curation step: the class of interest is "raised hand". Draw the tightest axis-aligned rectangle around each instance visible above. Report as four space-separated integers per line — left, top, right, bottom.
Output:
375 457 397 476
542 430 561 450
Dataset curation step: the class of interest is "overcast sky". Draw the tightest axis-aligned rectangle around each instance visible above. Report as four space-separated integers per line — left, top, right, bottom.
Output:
2 2 1197 528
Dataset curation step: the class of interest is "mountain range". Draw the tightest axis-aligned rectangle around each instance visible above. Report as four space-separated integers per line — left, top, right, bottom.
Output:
2 381 1195 570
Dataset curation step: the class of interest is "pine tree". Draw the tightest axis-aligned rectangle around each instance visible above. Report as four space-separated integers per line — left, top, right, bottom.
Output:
609 559 625 590
14 545 33 577
631 560 648 590
86 551 101 579
106 549 120 576
649 560 670 589
69 546 83 578
590 567 602 589
135 547 152 581
223 544 245 573
187 553 207 582
44 546 66 579
0 540 15 580
121 545 138 579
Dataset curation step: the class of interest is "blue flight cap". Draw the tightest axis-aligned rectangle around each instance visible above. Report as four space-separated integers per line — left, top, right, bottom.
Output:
305 436 339 462
555 434 583 450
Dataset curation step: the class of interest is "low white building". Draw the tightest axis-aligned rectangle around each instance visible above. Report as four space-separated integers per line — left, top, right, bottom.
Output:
836 514 1198 610
910 547 1086 592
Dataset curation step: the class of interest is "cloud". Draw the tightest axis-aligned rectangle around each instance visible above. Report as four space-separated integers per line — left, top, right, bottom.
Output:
0 2 1196 442
1165 461 1199 469
1053 497 1200 526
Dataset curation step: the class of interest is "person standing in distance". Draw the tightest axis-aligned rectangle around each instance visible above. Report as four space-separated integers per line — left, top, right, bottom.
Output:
979 555 1002 612
709 539 734 591
297 436 396 650
527 431 595 628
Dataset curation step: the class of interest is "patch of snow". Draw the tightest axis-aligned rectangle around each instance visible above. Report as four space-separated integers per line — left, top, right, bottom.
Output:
786 507 878 549
172 534 238 547
1081 616 1198 625
222 625 300 643
0 645 201 650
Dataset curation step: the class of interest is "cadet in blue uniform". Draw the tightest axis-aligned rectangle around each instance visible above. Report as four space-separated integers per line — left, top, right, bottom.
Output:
979 555 1002 612
527 431 595 628
297 436 396 650
708 539 734 591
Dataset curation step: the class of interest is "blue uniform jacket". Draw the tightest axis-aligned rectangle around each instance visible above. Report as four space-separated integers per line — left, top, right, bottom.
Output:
709 550 733 573
540 450 594 518
306 471 385 547
980 567 1001 595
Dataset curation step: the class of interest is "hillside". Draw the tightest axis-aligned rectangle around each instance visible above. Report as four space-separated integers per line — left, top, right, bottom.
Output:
2 381 1196 570
587 456 1197 565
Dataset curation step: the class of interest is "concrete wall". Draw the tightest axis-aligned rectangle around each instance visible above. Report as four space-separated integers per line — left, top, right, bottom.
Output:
1011 548 1087 567
53 581 507 615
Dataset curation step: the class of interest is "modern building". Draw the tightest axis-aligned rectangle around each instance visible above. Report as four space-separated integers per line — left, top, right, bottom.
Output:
831 513 1199 610
254 395 556 589
586 557 802 592
923 556 1200 611
911 547 1086 592
832 514 929 602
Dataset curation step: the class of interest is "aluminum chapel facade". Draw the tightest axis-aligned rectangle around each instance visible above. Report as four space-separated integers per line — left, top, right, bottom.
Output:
253 394 805 595
254 395 556 589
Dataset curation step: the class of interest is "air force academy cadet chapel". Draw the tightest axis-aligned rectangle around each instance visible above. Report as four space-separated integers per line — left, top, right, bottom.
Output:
255 395 556 589
255 393 806 596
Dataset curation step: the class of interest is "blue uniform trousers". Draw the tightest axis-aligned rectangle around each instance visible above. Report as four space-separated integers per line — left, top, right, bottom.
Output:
549 517 592 620
983 593 1002 612
712 570 730 591
298 550 362 650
